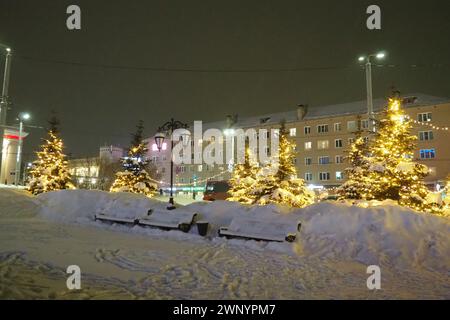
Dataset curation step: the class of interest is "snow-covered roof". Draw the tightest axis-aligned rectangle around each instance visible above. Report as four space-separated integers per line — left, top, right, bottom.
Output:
149 93 450 135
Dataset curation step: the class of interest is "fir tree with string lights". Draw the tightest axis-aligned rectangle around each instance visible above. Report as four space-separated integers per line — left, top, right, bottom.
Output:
227 144 259 204
110 120 157 196
338 120 372 199
254 122 314 207
366 94 439 213
28 114 74 195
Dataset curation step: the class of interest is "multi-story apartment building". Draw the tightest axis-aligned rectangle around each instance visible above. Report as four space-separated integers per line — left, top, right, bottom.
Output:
146 93 450 193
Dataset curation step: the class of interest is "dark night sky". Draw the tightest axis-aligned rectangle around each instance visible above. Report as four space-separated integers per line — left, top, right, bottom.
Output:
0 0 449 161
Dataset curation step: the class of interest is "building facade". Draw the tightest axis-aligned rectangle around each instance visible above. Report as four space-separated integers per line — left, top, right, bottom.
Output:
146 93 450 192
68 145 124 190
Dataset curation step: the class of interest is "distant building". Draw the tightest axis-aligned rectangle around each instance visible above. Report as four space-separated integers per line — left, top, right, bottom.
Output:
146 93 450 192
68 145 123 190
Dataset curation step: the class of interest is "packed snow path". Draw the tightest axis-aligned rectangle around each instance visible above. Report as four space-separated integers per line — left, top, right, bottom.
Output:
0 189 449 299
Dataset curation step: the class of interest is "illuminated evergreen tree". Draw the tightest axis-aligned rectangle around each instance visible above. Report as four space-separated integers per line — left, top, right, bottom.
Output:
110 121 157 196
254 122 314 207
227 145 259 204
366 96 437 212
28 115 74 195
338 123 372 199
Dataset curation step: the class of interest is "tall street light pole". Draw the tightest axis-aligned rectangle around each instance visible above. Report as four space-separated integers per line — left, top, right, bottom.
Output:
0 45 12 182
155 118 189 209
358 51 386 132
15 112 30 185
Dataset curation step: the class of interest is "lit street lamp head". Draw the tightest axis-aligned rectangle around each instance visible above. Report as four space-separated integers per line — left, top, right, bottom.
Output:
376 52 386 59
19 112 31 121
358 56 365 62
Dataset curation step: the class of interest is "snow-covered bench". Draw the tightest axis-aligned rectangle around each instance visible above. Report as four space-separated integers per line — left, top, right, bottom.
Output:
218 217 301 242
94 213 139 225
137 210 197 233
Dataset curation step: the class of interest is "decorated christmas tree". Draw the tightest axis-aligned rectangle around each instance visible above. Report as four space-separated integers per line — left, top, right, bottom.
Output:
227 145 259 204
110 121 157 196
338 122 372 199
28 114 74 195
365 95 437 212
254 122 314 207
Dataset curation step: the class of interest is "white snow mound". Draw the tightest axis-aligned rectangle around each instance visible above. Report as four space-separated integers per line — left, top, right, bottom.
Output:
1 189 449 272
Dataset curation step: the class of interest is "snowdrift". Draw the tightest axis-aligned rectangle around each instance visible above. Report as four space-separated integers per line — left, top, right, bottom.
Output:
0 188 39 218
1 189 449 272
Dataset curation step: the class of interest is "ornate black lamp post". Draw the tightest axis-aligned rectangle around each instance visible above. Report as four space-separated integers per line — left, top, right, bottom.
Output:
155 118 189 208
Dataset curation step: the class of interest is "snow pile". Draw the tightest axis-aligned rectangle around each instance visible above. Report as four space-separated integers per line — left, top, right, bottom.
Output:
37 190 167 223
0 188 39 218
1 189 449 273
297 201 450 272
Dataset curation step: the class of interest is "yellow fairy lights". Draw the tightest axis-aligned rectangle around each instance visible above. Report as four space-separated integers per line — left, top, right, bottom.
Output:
405 116 449 131
228 122 314 207
339 97 443 214
28 130 75 195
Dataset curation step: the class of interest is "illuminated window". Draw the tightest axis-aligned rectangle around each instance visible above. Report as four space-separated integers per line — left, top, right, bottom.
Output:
336 171 343 180
305 141 312 150
317 140 329 149
198 165 203 172
420 149 435 159
318 156 330 165
289 128 297 137
152 143 158 151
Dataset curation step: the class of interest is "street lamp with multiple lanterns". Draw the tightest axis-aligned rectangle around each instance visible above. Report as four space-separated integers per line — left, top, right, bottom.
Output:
358 51 386 132
154 118 189 209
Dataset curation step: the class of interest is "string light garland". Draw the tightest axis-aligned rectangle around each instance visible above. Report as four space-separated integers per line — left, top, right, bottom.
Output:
406 116 449 131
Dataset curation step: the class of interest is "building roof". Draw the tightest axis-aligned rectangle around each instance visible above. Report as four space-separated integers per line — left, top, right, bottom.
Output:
148 93 450 136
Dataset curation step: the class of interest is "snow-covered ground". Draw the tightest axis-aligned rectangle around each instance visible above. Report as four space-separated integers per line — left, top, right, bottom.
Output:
0 188 449 299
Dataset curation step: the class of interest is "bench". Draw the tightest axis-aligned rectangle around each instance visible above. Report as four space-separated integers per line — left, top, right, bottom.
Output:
218 217 301 242
94 213 139 225
137 210 197 233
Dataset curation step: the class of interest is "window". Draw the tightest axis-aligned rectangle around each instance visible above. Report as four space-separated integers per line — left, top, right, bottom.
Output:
305 173 313 181
292 157 297 165
197 165 203 172
179 166 186 173
348 138 355 145
152 156 159 162
317 124 329 133
319 172 330 181
317 140 329 149
347 121 357 132
289 128 297 137
418 112 432 122
335 155 343 164
161 167 166 173
305 142 312 150
336 171 343 180
363 136 370 144
319 156 330 165
335 139 343 148
305 157 312 166
361 119 369 129
304 126 311 135
419 131 434 141
420 149 436 159
334 123 342 132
